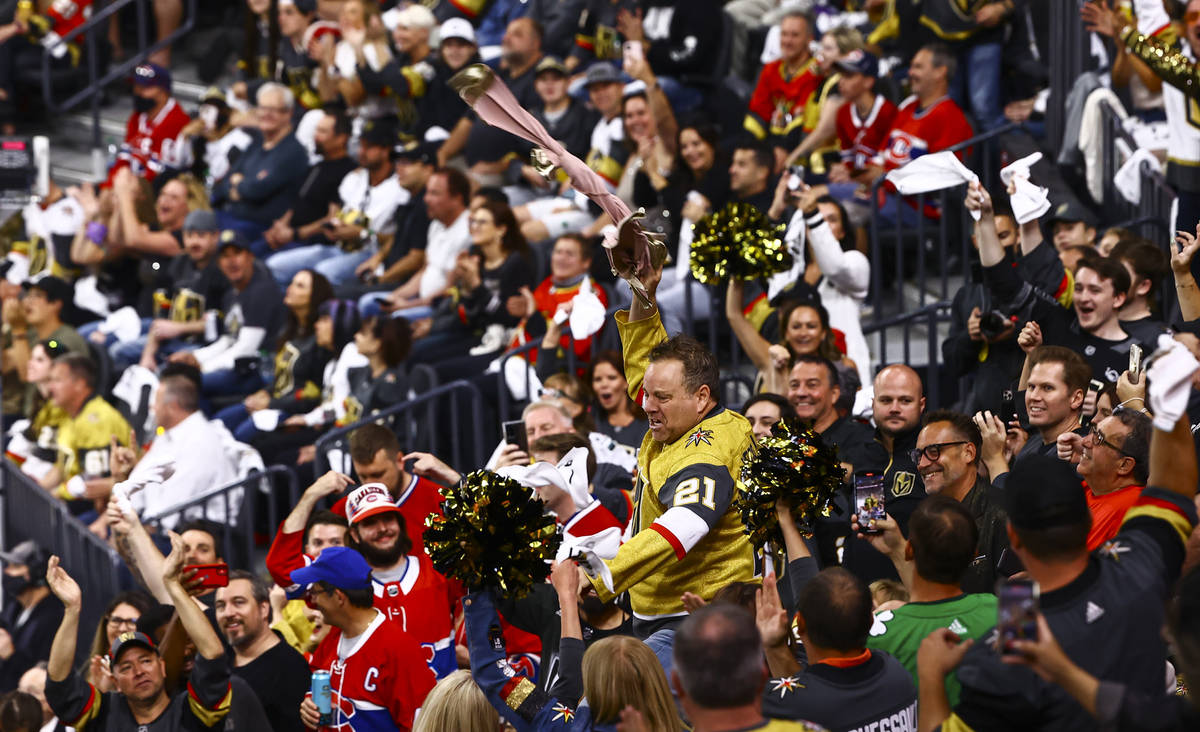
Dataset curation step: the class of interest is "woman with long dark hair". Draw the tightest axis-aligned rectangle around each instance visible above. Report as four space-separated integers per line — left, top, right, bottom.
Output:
410 200 536 376
215 269 334 441
587 351 648 451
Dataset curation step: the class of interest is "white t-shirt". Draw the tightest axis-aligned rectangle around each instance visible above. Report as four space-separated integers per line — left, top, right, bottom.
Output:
336 168 409 237
418 209 471 299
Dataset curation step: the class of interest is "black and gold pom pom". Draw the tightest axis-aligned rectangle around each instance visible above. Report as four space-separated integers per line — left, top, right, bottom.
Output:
690 202 791 285
425 470 562 599
734 421 844 548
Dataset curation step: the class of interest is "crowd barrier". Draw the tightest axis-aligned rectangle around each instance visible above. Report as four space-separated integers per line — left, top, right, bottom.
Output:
1047 0 1089 155
140 465 300 570
314 379 488 476
0 461 124 665
41 0 199 149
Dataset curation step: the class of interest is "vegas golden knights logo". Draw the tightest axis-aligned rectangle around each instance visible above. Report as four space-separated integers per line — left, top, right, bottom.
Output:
892 471 916 498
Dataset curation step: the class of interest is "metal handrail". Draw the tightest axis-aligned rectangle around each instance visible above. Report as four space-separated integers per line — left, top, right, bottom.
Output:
141 465 298 566
314 379 487 475
496 340 542 424
863 300 954 408
0 461 126 665
41 0 199 148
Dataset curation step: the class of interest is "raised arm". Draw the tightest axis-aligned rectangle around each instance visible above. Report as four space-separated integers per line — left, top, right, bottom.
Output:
1172 226 1200 322
161 532 224 660
44 556 82 682
725 278 773 373
106 496 171 603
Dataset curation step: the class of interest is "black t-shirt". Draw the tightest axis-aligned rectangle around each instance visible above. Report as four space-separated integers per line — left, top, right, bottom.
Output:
951 487 1198 730
220 262 285 339
292 156 358 232
157 255 231 332
384 186 431 266
534 99 600 161
231 636 311 732
762 651 917 730
1120 315 1169 346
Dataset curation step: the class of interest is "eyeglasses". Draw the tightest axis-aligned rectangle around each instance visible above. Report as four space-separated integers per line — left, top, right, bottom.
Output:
538 387 581 404
1087 423 1135 459
305 586 333 600
257 105 289 115
467 217 493 227
107 616 139 629
907 441 968 464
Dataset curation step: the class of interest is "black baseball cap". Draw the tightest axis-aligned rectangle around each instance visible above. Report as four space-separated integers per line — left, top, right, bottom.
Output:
26 276 71 305
392 138 437 164
834 49 879 78
361 117 399 148
1004 454 1091 530
217 229 250 252
110 631 159 662
1047 201 1098 228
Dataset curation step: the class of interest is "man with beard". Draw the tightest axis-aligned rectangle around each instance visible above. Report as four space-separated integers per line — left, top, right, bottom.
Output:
258 109 357 258
268 478 460 680
215 571 309 732
835 365 928 583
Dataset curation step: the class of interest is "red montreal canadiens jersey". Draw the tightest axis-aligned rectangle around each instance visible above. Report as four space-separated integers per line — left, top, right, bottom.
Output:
836 95 898 170
331 474 444 556
309 611 436 731
265 526 461 679
880 95 973 171
108 97 191 183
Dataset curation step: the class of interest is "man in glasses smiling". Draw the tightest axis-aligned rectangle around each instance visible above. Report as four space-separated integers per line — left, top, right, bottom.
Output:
910 409 1012 594
1056 408 1152 550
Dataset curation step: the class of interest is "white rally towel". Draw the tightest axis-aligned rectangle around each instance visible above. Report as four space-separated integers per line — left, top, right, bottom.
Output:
568 278 606 340
1114 148 1162 205
999 152 1052 224
495 446 593 511
885 151 980 218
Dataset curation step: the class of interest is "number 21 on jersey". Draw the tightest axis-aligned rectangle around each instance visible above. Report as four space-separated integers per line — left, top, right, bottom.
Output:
673 476 717 510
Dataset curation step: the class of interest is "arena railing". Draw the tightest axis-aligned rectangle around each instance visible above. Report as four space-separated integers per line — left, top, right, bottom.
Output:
314 379 488 477
1098 99 1179 317
863 300 954 409
140 465 299 570
867 122 1020 321
1048 0 1089 154
0 460 125 665
40 0 199 149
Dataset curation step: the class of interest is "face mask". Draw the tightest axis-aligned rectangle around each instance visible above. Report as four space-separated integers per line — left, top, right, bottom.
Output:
199 104 219 130
133 94 156 113
2 574 30 598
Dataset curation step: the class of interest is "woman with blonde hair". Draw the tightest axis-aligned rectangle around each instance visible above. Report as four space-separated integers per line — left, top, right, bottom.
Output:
412 671 499 732
465 561 682 731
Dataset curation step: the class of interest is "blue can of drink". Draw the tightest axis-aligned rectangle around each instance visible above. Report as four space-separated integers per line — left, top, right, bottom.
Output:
311 670 332 725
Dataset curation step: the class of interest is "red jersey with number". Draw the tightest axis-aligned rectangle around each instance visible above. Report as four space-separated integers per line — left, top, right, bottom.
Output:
509 275 610 371
308 611 436 731
880 95 973 171
330 474 445 556
107 97 191 183
836 95 899 170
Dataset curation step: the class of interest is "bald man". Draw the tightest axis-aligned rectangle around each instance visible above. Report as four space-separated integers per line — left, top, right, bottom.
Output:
819 364 930 584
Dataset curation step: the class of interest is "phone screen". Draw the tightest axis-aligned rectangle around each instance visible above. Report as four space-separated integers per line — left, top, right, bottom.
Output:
1000 389 1017 426
996 577 1039 652
853 472 886 532
502 420 528 453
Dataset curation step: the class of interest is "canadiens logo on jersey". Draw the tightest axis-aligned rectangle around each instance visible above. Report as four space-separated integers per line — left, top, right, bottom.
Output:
685 428 715 448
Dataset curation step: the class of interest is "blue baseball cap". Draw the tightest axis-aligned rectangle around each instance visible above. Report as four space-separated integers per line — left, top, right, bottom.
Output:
290 546 374 591
834 49 879 78
133 62 171 90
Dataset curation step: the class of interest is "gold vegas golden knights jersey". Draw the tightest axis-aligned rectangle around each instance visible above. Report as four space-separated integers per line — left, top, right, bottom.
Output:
51 395 132 500
589 310 758 633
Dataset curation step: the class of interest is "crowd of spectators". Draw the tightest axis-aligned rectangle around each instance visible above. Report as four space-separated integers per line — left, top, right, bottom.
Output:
0 0 1197 731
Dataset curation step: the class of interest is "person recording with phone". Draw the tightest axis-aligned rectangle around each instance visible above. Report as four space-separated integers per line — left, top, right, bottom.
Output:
916 336 1200 731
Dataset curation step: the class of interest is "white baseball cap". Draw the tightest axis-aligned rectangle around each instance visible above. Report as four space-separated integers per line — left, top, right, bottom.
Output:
439 18 476 45
345 483 400 525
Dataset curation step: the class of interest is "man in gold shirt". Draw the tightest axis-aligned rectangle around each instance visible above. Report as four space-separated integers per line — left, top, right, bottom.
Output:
583 256 757 677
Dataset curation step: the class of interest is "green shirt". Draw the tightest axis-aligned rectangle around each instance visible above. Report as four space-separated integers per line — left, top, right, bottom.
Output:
866 593 997 707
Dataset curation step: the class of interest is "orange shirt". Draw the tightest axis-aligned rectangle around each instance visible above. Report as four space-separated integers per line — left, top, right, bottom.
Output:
1085 482 1143 550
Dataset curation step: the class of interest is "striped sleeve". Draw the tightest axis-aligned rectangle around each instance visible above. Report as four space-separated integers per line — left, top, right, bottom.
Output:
185 655 233 728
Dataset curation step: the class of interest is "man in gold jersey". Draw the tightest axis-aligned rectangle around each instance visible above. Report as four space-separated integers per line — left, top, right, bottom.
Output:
583 256 758 676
